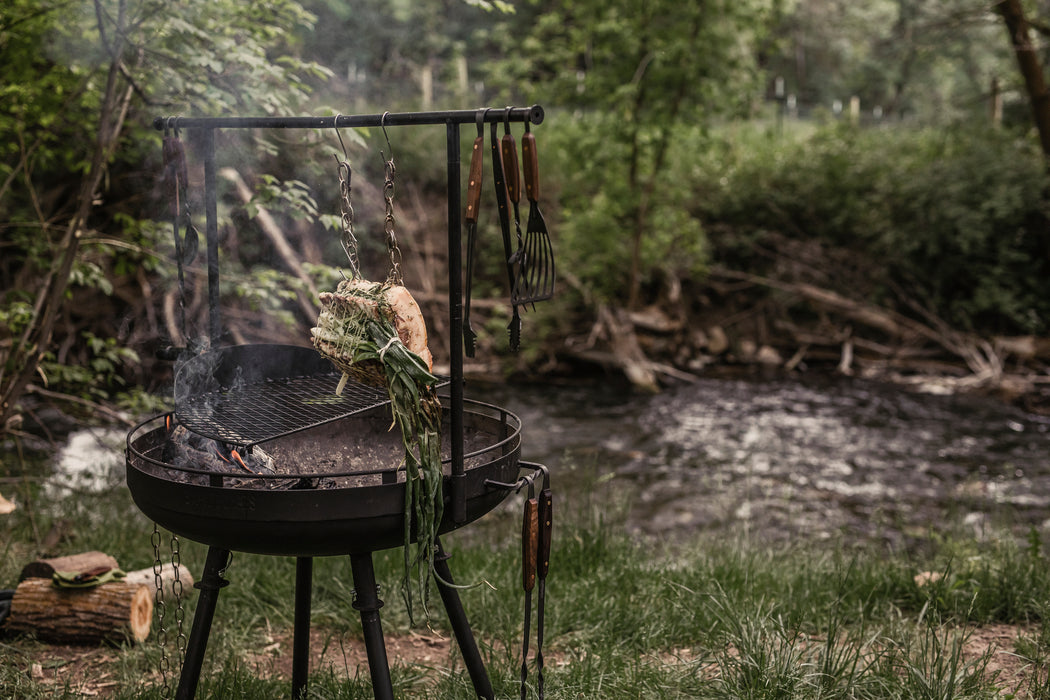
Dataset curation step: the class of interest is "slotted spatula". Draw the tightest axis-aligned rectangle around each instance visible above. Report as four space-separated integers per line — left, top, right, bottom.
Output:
516 122 555 304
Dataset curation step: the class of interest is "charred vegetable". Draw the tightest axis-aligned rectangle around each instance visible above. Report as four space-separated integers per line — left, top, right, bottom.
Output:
311 277 442 622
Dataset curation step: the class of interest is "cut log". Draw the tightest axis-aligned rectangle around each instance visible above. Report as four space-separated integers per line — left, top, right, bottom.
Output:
6 578 152 644
124 563 195 592
19 551 119 582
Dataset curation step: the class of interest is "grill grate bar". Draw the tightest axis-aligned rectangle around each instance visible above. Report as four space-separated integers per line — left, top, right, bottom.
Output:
175 371 390 448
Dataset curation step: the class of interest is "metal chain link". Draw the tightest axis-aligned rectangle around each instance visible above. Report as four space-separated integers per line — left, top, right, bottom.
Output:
382 153 403 286
380 114 403 287
150 524 188 699
152 523 172 699
170 533 187 664
336 157 361 279
333 118 361 280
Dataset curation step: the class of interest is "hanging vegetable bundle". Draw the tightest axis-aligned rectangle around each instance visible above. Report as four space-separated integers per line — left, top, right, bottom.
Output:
310 131 444 622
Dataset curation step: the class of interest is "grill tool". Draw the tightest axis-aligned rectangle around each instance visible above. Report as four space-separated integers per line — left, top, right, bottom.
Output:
490 118 521 350
501 122 528 304
520 483 539 700
535 466 553 699
517 121 555 305
463 118 484 357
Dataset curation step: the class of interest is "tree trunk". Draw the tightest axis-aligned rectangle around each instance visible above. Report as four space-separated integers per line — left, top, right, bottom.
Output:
997 0 1050 161
0 1 137 431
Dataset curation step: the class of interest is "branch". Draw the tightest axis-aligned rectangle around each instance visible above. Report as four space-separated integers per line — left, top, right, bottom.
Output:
219 167 320 321
0 6 138 430
25 385 132 427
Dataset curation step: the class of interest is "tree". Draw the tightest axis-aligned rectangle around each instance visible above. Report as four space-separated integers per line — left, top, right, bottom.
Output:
763 0 1013 123
481 0 776 309
996 0 1050 161
0 0 329 432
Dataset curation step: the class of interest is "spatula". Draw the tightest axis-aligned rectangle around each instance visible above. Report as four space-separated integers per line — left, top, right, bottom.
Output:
516 123 555 304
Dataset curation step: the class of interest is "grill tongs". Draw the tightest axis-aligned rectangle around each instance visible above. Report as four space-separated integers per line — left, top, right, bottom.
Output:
490 118 522 350
519 465 552 699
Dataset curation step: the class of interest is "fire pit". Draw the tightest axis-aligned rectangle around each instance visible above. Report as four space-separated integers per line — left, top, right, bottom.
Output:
126 345 522 556
126 106 550 700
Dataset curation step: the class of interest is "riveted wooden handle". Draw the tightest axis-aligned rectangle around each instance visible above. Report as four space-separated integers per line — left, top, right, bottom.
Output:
522 497 539 592
522 131 540 203
501 133 520 204
466 136 484 225
537 489 552 580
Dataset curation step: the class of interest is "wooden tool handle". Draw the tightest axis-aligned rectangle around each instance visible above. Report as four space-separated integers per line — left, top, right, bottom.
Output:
466 136 484 224
538 490 552 579
522 497 539 592
501 133 520 204
521 131 540 203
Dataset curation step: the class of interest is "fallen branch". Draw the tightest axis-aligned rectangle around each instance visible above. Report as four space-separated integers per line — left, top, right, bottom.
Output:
220 167 319 322
708 267 1010 385
25 385 132 426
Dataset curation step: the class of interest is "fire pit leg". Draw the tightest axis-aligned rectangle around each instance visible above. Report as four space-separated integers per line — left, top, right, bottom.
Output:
292 557 312 699
176 546 230 700
349 553 394 700
434 539 495 700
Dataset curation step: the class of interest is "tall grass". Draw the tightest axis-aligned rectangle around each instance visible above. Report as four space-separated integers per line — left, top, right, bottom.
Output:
3 455 1050 698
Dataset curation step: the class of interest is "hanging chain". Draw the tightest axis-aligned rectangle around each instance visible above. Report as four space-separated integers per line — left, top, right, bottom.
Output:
380 115 403 286
333 117 361 279
152 523 173 699
170 532 187 664
151 523 187 699
336 156 361 279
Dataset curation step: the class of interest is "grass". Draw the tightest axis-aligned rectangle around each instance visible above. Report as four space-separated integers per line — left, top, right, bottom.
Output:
4 438 1050 698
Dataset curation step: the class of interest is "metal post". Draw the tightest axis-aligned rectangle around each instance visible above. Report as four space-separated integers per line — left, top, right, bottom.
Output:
434 539 493 699
446 121 467 524
176 546 230 700
292 557 313 699
350 553 394 700
202 129 221 345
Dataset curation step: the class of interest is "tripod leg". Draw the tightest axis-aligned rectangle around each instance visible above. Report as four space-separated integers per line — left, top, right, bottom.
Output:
350 553 394 700
292 557 312 699
175 546 230 700
434 538 494 700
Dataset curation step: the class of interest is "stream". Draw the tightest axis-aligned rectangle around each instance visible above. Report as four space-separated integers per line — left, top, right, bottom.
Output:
470 373 1050 549
13 373 1050 550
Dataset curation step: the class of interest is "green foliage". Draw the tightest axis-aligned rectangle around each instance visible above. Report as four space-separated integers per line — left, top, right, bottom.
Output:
479 0 775 306
0 0 331 426
762 0 1015 125
540 112 708 303
695 122 1050 334
38 333 139 401
248 176 319 221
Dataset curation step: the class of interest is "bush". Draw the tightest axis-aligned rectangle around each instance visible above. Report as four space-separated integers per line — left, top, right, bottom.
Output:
694 122 1050 335
539 111 708 304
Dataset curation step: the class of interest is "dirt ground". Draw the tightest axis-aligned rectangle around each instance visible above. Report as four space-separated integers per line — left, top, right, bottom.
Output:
9 628 460 697
4 623 1044 697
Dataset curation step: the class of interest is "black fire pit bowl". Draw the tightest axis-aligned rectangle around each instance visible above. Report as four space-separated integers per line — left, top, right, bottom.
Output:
126 396 521 557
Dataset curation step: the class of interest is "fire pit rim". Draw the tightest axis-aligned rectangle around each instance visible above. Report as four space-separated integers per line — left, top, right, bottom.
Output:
126 396 521 481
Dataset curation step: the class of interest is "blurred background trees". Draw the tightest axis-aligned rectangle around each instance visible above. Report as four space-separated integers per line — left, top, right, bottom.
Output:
3 0 1050 429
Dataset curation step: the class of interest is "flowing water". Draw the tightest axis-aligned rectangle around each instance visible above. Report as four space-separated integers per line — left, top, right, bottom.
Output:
10 373 1050 550
471 374 1050 548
